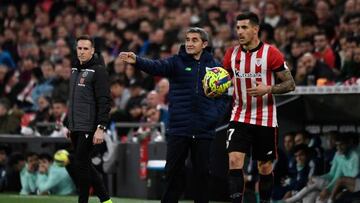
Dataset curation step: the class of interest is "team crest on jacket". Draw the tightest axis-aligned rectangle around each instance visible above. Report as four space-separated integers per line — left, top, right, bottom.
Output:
255 58 262 67
78 78 86 87
82 71 88 77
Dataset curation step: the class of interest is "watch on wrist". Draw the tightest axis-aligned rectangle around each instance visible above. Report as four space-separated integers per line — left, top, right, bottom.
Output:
97 124 106 131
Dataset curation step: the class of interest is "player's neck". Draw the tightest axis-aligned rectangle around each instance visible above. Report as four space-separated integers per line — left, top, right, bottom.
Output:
242 38 261 52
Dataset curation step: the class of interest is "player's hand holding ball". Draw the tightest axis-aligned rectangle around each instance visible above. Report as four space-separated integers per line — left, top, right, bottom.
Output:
202 67 231 98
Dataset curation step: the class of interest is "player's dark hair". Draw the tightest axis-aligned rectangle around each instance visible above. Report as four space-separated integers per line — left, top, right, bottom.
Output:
76 35 94 47
38 153 53 162
236 12 260 26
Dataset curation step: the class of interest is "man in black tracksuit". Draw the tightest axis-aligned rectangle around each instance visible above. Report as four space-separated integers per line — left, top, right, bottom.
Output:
68 35 112 203
119 27 229 203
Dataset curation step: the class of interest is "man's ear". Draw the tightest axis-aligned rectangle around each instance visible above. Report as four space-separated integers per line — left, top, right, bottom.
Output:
254 25 260 35
202 41 208 49
91 47 95 55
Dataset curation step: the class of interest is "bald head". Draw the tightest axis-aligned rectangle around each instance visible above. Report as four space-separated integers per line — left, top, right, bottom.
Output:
157 78 169 96
146 90 160 108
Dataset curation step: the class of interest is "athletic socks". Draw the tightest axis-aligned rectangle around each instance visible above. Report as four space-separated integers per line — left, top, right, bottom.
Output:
259 173 273 203
228 169 244 203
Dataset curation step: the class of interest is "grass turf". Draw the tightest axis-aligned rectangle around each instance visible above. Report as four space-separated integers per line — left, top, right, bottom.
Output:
0 194 165 203
0 194 211 203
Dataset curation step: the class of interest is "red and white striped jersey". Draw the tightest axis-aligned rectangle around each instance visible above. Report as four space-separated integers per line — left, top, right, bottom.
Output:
223 42 285 127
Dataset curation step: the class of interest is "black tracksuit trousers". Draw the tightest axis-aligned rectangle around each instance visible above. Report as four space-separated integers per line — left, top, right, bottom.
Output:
70 131 110 203
161 135 212 203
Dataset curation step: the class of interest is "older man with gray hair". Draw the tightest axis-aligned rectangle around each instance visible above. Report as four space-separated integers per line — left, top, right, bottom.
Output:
119 27 229 203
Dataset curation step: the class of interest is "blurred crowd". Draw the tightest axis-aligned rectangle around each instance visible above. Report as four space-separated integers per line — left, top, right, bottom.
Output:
243 131 360 203
0 0 359 137
0 147 76 195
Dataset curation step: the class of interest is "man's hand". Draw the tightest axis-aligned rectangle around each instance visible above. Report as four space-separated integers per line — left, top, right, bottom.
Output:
93 128 105 145
202 77 217 98
65 128 71 139
247 81 271 97
118 52 137 64
319 188 330 201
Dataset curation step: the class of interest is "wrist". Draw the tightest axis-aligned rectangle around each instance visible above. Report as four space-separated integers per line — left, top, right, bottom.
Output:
97 124 107 131
268 85 273 94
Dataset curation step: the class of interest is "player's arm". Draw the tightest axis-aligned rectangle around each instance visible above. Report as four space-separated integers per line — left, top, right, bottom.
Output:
248 46 295 96
247 67 295 97
271 67 296 94
118 52 174 77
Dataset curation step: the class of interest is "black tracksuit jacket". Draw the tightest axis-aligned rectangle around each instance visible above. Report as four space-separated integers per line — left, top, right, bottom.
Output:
68 54 111 132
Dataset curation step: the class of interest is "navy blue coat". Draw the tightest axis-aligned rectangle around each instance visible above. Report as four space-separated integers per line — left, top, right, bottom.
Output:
135 46 229 139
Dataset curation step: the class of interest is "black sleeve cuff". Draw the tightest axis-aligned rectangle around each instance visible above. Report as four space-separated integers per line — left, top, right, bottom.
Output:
273 64 286 72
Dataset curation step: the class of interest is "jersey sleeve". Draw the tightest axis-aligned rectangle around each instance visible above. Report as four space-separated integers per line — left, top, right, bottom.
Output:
268 46 285 72
222 47 234 77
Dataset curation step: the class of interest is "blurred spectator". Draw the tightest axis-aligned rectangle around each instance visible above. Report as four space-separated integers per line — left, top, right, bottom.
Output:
126 101 143 122
346 12 360 36
20 152 38 195
126 80 147 121
110 77 130 112
295 131 324 176
0 65 8 87
340 46 360 83
0 97 20 134
50 38 71 63
52 60 71 102
0 145 8 191
49 99 68 137
108 57 127 82
36 153 75 195
284 132 296 157
146 90 162 109
313 30 338 70
26 95 52 136
301 21 319 39
17 67 43 111
299 38 314 54
125 63 143 87
282 144 312 201
287 40 302 76
260 23 275 44
272 148 290 201
1 70 25 106
284 134 359 203
155 78 170 107
135 106 164 142
263 1 285 28
5 152 25 192
19 57 37 85
315 0 337 27
31 61 55 110
0 46 16 69
323 132 338 173
283 132 297 177
294 52 335 86
144 90 169 127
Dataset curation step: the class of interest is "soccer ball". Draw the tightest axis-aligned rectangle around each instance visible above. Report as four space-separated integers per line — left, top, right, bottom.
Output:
54 149 70 166
203 67 231 97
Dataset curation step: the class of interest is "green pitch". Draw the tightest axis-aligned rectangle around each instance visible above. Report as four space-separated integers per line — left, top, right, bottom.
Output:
0 194 162 203
0 194 202 203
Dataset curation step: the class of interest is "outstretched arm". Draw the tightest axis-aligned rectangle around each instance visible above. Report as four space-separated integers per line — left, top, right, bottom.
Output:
118 52 174 77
